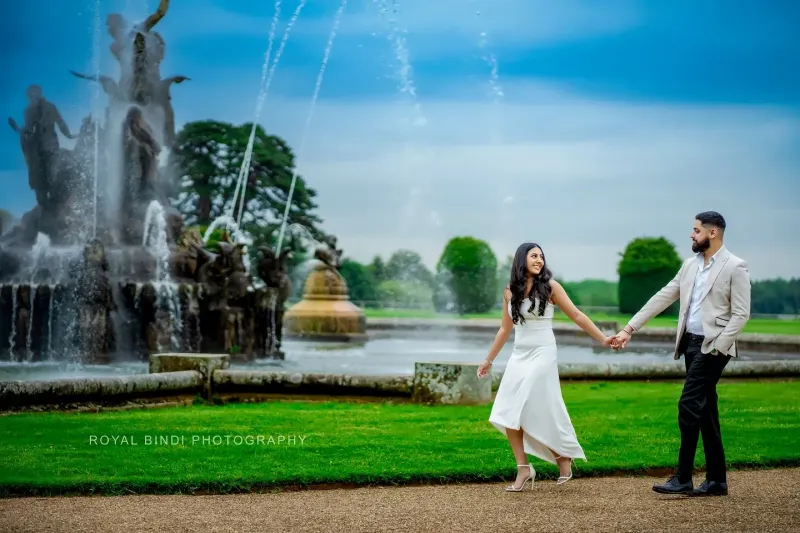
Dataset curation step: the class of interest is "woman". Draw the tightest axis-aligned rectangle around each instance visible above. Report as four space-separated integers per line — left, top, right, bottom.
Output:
477 242 615 491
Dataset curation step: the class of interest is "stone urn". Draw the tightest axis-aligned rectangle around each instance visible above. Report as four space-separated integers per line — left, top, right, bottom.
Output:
282 261 366 341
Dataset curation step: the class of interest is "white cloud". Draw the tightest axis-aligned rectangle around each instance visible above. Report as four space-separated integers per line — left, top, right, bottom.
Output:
167 76 800 281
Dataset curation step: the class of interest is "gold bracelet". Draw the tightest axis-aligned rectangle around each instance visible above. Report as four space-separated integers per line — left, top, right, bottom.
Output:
484 359 493 365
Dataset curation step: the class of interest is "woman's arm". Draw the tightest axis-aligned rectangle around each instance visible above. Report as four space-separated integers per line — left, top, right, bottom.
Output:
485 288 514 363
550 280 610 345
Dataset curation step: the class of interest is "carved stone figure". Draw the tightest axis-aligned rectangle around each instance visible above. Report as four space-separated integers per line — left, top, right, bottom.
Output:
120 107 161 244
314 233 343 271
170 227 206 281
183 290 202 352
156 75 190 149
223 306 244 354
256 246 293 354
68 71 126 105
74 239 116 362
9 285 31 360
107 0 170 104
197 238 248 312
7 85 75 209
146 308 172 353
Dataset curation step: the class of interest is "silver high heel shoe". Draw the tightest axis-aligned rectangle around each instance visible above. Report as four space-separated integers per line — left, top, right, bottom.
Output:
554 454 575 485
505 464 535 492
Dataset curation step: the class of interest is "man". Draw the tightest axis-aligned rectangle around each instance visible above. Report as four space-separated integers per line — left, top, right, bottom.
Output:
612 211 751 497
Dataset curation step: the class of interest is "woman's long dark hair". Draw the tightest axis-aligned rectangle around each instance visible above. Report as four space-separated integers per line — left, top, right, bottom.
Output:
508 242 553 324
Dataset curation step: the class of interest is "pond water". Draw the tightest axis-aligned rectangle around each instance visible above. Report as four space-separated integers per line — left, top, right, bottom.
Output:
0 329 797 382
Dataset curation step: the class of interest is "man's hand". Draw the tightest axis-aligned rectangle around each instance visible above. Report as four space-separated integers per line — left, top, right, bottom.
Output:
612 330 632 350
602 336 618 349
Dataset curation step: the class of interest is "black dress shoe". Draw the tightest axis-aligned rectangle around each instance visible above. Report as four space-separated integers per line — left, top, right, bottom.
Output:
652 475 693 495
690 480 728 497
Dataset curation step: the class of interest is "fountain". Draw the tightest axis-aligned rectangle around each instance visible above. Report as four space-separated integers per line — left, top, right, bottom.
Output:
283 233 366 341
0 0 289 364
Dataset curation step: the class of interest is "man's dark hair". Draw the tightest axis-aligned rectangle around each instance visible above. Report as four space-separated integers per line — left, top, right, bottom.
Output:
696 211 726 232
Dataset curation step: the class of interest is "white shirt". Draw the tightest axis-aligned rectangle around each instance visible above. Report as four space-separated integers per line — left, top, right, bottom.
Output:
685 248 722 335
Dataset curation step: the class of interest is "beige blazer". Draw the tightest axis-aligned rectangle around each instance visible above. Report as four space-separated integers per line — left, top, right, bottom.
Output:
627 246 751 359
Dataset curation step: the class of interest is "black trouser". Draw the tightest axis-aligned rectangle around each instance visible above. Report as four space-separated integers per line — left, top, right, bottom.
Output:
676 332 731 483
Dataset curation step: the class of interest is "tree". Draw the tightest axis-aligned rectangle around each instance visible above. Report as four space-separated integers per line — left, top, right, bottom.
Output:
617 237 683 316
367 255 387 284
384 249 434 287
169 120 324 263
435 236 498 314
559 281 582 307
751 278 800 315
339 258 379 306
496 254 513 305
568 279 618 308
377 280 434 310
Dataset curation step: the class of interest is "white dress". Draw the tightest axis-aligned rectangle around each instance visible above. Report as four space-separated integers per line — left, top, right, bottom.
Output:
488 297 587 465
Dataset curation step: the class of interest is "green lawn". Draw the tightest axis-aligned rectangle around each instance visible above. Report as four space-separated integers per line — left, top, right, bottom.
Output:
362 308 800 336
1 380 798 496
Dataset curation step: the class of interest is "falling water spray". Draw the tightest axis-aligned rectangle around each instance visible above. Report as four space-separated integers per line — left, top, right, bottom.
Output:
228 0 284 225
276 0 348 254
235 0 309 229
90 0 103 237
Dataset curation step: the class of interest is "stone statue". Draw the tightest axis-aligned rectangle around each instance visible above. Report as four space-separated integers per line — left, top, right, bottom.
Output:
107 0 170 104
170 227 207 281
74 239 116 362
165 209 184 244
7 85 76 208
183 290 202 352
10 285 31 360
69 70 126 105
156 75 190 149
257 246 290 287
256 245 293 354
314 233 343 271
147 308 172 353
73 115 99 156
70 70 188 150
120 106 161 242
223 306 244 354
220 240 250 300
197 238 249 312
124 107 161 161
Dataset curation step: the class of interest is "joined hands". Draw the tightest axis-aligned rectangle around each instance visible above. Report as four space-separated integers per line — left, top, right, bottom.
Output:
606 330 631 351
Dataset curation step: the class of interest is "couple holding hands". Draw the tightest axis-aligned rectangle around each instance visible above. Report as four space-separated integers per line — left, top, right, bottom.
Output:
478 211 750 496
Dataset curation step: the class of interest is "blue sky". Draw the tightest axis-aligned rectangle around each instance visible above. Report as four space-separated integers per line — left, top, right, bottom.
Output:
2 0 799 280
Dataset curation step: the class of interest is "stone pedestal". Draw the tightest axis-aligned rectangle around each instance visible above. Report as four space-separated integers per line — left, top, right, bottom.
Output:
412 362 492 405
150 353 230 400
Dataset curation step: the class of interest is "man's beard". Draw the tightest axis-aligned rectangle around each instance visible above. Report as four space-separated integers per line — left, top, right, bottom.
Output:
692 237 710 253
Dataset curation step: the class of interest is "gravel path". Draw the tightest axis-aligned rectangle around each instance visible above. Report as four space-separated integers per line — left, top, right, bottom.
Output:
1 469 798 533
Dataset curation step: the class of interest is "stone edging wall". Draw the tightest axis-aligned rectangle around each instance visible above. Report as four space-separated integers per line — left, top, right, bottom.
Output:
2 356 799 411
